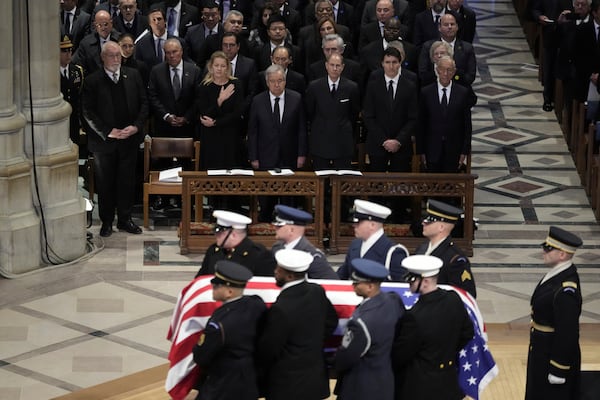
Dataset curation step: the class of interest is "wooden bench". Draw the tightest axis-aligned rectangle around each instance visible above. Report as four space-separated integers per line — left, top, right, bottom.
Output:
329 173 478 256
178 171 326 254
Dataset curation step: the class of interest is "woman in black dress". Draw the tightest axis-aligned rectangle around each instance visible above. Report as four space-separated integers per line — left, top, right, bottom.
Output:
197 51 245 169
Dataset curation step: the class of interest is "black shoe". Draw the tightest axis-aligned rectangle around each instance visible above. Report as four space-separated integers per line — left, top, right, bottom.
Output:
100 223 113 237
542 102 553 112
117 219 142 234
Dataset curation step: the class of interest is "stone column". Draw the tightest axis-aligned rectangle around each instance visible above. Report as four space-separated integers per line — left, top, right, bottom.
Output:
11 0 86 272
0 1 41 274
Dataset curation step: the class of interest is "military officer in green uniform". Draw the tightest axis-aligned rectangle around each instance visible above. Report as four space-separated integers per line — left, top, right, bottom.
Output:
60 35 85 155
415 199 477 298
195 210 277 277
525 226 583 400
192 260 267 400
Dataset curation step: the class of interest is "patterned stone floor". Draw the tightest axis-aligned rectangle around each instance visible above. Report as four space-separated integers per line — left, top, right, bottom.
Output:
1 1 599 399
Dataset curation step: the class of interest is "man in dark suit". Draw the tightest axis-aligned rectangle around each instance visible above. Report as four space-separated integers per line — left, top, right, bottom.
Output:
412 0 446 47
257 249 338 400
572 1 600 103
447 0 476 43
360 17 418 79
532 0 574 111
222 32 259 114
196 210 277 277
248 65 307 220
417 56 472 173
157 0 200 38
183 1 223 65
305 0 354 27
81 41 148 237
306 53 360 170
248 64 307 171
525 226 583 400
414 200 476 298
335 258 405 400
361 0 411 40
135 7 187 70
198 10 252 69
257 46 306 96
192 260 267 400
307 34 362 88
419 12 477 88
148 38 201 138
363 46 417 173
92 0 121 21
270 0 303 42
112 0 149 38
60 0 91 51
271 205 338 280
72 10 121 75
393 254 474 399
337 199 409 281
60 36 85 152
254 14 300 72
358 0 400 48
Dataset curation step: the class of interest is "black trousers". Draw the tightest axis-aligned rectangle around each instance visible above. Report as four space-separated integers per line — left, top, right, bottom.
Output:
93 140 138 225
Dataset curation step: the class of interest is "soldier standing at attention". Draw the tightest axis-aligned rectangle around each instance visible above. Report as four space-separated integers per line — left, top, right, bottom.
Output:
525 226 583 400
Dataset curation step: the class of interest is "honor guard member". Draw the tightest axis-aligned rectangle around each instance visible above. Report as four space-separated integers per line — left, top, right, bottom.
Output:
195 210 277 278
393 255 474 400
257 249 339 400
335 258 405 400
271 205 339 280
337 199 409 281
525 227 583 400
415 199 477 298
60 35 85 153
192 260 267 400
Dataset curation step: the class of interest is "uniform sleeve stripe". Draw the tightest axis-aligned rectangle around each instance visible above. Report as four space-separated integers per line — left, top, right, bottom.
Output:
550 359 571 370
355 317 372 358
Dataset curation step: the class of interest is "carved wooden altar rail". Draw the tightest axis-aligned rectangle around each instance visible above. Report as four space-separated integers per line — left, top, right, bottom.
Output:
329 173 478 256
179 171 325 254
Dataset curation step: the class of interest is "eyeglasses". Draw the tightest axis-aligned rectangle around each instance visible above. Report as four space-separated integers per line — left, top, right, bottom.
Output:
542 244 557 253
422 216 442 225
120 4 136 10
94 22 111 28
222 43 238 48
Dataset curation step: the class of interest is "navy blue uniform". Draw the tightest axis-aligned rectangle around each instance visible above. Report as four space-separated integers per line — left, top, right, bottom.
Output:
337 235 408 281
335 291 405 400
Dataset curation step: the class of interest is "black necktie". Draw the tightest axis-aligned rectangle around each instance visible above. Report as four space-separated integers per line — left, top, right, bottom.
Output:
64 11 71 34
441 87 448 115
172 68 181 99
388 80 394 105
435 14 440 26
156 38 163 62
331 83 336 96
62 68 68 80
273 97 280 126
111 5 118 19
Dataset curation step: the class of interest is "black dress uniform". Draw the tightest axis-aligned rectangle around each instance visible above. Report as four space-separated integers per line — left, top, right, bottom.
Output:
257 249 339 400
415 237 476 298
195 210 277 278
61 62 85 146
197 237 276 278
416 199 477 298
393 288 474 400
525 226 583 400
192 261 267 400
392 254 474 400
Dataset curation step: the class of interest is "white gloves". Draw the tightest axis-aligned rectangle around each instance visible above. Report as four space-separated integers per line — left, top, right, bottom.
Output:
548 373 566 385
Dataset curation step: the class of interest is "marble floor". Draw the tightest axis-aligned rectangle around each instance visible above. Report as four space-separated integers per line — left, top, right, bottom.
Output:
1 1 600 399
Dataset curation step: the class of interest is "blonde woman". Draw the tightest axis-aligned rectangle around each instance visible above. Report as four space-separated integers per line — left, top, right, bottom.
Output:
197 51 245 169
418 40 453 87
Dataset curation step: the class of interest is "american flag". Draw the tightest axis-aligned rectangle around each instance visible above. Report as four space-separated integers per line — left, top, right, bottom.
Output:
166 276 498 400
